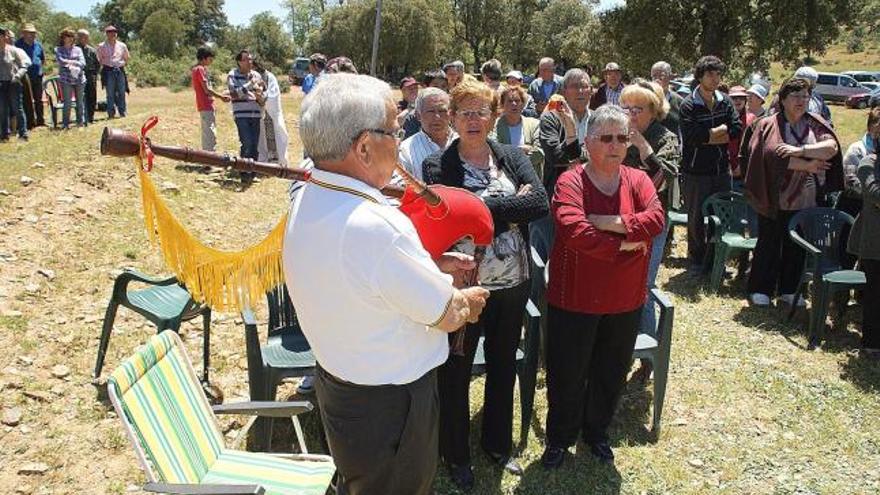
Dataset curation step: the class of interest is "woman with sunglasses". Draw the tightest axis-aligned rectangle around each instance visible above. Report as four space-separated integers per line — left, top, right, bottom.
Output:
619 79 680 380
422 79 548 490
541 105 665 468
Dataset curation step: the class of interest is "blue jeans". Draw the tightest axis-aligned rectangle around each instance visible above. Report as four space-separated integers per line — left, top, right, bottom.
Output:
61 83 85 128
0 81 27 138
105 68 126 117
641 222 670 335
235 117 261 182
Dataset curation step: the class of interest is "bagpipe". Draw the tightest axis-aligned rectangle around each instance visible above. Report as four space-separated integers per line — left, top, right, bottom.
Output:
101 119 494 353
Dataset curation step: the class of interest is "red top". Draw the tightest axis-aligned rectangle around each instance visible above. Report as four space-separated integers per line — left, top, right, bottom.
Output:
192 65 213 112
547 165 665 314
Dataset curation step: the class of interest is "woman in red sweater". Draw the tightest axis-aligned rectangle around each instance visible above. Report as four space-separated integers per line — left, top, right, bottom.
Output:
541 105 665 468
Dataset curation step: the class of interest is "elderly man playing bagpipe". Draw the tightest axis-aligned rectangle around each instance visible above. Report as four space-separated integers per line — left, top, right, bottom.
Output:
283 73 490 495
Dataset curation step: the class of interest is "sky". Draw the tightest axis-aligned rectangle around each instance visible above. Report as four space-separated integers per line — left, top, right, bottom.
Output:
61 0 623 27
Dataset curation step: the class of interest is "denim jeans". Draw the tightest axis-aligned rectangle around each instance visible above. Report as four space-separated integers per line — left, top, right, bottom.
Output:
640 221 670 335
0 81 27 138
61 83 85 128
105 68 126 117
235 117 261 181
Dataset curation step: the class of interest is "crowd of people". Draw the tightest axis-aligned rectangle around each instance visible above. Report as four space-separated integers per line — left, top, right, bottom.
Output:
275 52 879 495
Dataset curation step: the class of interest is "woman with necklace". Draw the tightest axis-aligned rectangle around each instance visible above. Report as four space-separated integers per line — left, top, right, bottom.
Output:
744 77 844 308
541 105 665 468
422 79 548 490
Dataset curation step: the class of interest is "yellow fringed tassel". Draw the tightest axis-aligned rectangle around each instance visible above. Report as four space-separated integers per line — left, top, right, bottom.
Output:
136 154 286 313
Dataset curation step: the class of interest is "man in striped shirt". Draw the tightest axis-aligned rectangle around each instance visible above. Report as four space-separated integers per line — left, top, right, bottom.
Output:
398 87 455 182
227 49 263 185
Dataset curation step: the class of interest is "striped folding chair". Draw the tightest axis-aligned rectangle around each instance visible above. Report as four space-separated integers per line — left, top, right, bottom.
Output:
108 330 335 495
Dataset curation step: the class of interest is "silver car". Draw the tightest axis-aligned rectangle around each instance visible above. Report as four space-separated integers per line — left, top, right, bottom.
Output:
815 72 870 103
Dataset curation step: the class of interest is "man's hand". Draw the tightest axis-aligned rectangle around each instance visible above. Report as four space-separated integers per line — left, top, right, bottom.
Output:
436 252 477 288
775 143 802 158
620 240 647 253
434 286 489 332
460 286 489 324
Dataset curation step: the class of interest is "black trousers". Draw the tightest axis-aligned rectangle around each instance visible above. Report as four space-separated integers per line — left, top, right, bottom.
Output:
748 210 804 296
315 365 438 495
545 305 641 448
438 281 530 465
862 258 880 349
683 172 731 267
28 74 43 126
84 73 98 123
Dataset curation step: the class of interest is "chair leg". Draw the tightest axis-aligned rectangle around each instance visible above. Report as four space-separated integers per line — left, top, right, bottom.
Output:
201 308 212 384
94 300 120 378
709 244 729 292
292 415 308 454
787 279 805 321
652 353 669 435
808 282 828 350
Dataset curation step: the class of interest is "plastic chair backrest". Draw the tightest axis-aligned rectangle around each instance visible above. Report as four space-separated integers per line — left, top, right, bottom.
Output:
788 207 855 274
108 331 224 484
266 285 303 338
43 76 63 103
702 191 751 236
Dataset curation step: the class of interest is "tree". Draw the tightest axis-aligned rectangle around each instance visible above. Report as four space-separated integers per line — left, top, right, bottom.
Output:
192 0 228 43
530 0 597 70
283 0 324 55
124 0 195 39
244 12 293 72
92 0 135 40
451 0 507 70
140 9 186 57
0 0 33 23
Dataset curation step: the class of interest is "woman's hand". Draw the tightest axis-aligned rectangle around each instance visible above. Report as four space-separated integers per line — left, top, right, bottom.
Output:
620 240 647 253
588 214 627 234
802 160 831 174
776 143 803 158
436 252 477 288
629 129 653 160
516 183 532 196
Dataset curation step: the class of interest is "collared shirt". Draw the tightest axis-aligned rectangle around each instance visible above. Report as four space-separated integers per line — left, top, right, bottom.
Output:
14 39 43 77
0 45 30 82
97 40 129 68
284 169 454 385
397 130 455 182
227 68 262 119
605 83 623 106
55 45 85 86
575 109 590 144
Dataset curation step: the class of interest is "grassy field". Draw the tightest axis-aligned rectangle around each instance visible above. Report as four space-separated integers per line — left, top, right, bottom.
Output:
0 80 878 495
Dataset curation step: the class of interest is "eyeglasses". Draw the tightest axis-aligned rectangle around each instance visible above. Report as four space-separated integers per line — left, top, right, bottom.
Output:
360 128 405 140
456 109 493 120
593 134 629 144
422 107 449 117
621 106 645 115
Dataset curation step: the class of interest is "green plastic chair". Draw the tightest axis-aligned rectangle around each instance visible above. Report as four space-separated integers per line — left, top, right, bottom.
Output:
667 176 688 232
95 269 212 386
786 207 867 349
702 191 758 292
108 330 335 495
243 286 317 452
471 299 540 443
633 288 675 433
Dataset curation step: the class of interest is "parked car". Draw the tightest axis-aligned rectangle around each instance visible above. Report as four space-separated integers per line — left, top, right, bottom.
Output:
845 87 880 109
815 72 869 103
288 57 310 85
842 70 880 83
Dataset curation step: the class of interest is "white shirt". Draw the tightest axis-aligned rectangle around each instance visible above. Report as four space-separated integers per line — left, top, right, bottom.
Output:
508 122 524 146
283 168 454 385
398 130 455 182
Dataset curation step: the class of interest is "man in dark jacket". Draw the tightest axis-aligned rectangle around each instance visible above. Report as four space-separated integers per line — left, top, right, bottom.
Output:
680 55 743 271
76 29 100 124
589 62 624 110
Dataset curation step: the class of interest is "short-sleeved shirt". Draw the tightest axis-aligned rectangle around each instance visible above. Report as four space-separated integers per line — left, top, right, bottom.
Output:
14 39 43 77
191 65 213 112
284 168 454 385
453 154 529 290
97 40 129 68
779 117 833 210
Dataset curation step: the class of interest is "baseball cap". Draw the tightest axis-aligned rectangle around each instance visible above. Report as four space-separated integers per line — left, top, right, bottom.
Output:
603 62 621 73
506 70 523 81
746 84 768 102
794 66 819 84
729 85 748 98
400 77 418 88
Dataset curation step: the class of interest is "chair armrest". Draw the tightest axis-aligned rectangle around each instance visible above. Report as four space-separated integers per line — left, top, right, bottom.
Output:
704 215 721 242
788 229 821 256
241 308 258 326
649 287 673 310
525 299 540 319
120 269 179 287
143 483 265 495
650 288 675 345
212 400 314 417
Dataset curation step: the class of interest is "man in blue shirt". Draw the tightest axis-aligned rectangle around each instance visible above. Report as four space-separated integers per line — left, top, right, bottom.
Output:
15 23 44 127
301 52 325 95
527 57 563 114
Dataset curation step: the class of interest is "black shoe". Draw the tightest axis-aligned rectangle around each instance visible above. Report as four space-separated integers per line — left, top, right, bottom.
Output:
588 442 615 464
18 134 28 141
484 450 523 476
540 446 566 469
447 463 474 491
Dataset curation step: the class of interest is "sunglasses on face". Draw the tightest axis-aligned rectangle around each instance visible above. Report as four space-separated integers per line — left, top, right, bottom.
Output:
593 134 629 144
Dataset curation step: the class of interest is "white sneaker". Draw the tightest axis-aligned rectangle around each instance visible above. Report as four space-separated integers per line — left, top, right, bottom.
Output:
296 375 315 395
749 293 771 306
779 294 806 307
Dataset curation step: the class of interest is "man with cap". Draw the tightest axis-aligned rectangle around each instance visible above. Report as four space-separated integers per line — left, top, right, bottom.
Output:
301 52 325 95
506 70 537 118
590 62 625 109
793 66 832 126
76 29 99 124
528 57 563 113
97 25 130 119
0 25 31 141
746 84 767 119
15 23 44 126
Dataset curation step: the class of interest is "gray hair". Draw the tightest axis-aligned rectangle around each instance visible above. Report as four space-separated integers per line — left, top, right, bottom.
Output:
651 61 672 78
538 57 555 68
562 68 590 89
415 87 449 115
443 60 464 73
587 105 629 137
300 73 392 162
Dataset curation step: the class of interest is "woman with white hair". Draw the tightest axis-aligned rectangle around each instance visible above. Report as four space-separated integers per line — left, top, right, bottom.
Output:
541 105 665 468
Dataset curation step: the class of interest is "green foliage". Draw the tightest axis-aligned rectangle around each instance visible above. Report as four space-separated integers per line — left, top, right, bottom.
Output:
139 9 186 58
123 0 194 38
0 0 33 24
92 0 135 39
241 11 293 73
283 0 323 55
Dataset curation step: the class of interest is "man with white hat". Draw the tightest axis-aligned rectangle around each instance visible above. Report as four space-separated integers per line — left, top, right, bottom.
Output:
15 23 44 126
746 84 767 119
590 61 624 109
505 70 537 117
793 65 832 126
